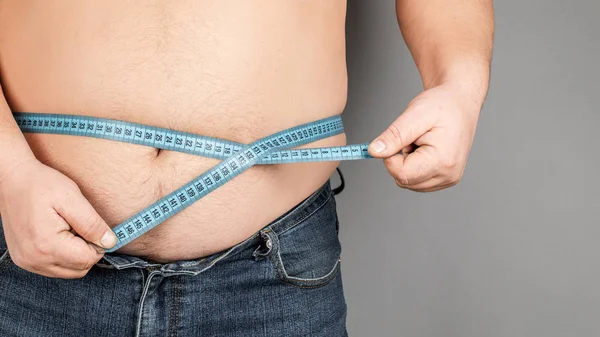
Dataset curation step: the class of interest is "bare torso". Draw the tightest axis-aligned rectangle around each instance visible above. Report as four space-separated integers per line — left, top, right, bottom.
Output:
0 1 348 262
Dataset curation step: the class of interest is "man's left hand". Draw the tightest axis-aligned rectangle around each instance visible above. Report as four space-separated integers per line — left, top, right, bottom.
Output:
368 83 483 192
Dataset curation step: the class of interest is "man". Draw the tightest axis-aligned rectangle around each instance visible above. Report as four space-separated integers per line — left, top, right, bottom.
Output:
0 1 493 336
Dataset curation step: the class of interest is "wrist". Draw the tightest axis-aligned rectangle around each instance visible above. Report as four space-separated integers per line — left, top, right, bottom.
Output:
424 58 491 109
0 154 38 193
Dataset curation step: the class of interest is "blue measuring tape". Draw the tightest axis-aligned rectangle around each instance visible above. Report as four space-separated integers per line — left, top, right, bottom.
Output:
13 112 374 252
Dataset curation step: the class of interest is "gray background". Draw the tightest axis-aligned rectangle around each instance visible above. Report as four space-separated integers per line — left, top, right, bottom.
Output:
338 1 600 336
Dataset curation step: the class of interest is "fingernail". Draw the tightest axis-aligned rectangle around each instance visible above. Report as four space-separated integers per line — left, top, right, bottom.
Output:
370 140 386 153
101 231 117 248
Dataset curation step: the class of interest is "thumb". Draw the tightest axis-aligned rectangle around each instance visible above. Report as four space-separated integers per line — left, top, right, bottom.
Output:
368 106 434 158
56 189 117 250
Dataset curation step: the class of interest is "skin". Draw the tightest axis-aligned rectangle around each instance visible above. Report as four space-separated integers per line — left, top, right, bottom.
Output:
368 0 494 192
0 0 493 279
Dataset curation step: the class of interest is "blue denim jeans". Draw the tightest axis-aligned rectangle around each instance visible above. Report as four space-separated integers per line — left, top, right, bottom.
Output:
0 182 348 337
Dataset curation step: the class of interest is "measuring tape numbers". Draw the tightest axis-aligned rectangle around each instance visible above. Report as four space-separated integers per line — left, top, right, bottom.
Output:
13 112 373 252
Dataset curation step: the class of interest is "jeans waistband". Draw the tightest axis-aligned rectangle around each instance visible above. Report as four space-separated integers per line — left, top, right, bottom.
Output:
98 180 334 275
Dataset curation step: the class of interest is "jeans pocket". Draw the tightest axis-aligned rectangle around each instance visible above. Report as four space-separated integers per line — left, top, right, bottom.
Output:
263 195 342 289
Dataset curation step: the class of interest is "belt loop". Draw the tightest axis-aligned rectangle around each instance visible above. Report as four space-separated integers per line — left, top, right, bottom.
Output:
252 229 275 261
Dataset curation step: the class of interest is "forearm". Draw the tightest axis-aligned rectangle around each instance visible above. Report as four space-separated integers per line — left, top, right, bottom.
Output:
396 0 494 106
0 84 36 184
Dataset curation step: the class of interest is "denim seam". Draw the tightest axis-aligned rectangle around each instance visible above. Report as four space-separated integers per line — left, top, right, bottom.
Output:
273 247 341 288
268 254 340 290
163 270 197 276
0 250 10 272
266 212 342 289
136 271 160 337
175 276 181 337
190 246 238 275
95 262 114 269
168 278 175 337
283 257 341 283
102 259 159 270
268 253 284 283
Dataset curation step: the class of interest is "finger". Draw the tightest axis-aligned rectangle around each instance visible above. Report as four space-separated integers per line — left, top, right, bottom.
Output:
368 105 436 158
401 177 451 192
401 143 416 156
55 188 117 250
383 145 438 186
68 226 107 254
411 181 456 193
53 230 103 271
29 263 90 279
62 216 102 254
12 248 90 279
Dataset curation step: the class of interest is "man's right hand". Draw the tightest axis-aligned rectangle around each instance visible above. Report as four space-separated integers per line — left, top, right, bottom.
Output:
0 158 117 278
